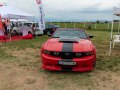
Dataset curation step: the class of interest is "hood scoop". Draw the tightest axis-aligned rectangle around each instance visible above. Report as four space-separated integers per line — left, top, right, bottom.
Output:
59 37 80 43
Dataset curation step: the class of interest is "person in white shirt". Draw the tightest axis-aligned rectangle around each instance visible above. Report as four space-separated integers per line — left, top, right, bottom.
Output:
6 20 11 37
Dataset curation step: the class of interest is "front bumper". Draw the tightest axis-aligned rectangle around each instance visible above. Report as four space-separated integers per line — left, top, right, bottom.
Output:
41 53 96 72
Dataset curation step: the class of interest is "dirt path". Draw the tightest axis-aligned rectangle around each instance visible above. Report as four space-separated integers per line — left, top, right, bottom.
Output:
0 62 49 90
0 47 120 90
0 62 120 90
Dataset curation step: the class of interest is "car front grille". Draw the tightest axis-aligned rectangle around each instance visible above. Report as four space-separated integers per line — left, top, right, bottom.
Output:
50 52 90 59
60 52 74 59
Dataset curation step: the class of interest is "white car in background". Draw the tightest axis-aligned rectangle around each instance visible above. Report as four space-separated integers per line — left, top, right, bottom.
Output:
13 22 43 35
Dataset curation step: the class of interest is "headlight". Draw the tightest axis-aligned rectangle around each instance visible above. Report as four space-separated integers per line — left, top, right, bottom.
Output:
85 51 94 56
43 50 51 55
53 52 60 56
76 53 82 57
43 50 60 57
75 51 94 57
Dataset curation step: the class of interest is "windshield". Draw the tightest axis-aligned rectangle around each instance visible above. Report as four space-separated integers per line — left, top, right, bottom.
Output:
52 29 88 39
23 23 39 27
24 23 32 27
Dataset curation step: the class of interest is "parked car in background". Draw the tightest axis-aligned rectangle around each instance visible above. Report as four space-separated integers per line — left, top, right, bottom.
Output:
44 23 60 35
13 22 43 35
13 23 23 35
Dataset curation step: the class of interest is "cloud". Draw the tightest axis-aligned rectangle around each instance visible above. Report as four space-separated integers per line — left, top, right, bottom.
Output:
0 0 120 21
43 0 120 11
43 0 120 21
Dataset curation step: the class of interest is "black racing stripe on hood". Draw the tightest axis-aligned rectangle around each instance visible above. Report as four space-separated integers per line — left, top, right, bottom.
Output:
62 43 73 59
61 43 74 71
62 43 73 52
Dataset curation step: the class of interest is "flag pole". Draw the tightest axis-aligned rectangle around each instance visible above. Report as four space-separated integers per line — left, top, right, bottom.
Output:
109 14 114 56
84 22 86 28
95 22 97 29
65 23 66 28
74 22 75 28
107 22 110 30
118 20 120 34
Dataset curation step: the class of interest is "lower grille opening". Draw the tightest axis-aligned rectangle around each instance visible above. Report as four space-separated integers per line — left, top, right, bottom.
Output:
61 67 73 71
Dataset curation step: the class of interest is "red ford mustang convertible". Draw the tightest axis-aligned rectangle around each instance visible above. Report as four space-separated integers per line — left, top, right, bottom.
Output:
41 28 96 72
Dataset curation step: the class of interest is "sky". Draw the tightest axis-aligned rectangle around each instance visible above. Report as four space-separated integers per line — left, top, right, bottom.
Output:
0 0 120 21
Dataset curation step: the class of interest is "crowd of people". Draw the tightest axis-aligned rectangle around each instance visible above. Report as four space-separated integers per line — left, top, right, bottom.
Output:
0 19 36 40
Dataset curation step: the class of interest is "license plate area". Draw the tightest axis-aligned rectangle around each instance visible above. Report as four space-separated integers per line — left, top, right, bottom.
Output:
58 61 76 66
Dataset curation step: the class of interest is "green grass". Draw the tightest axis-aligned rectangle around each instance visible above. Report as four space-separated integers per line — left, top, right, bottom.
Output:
51 22 120 32
87 30 120 71
0 30 120 71
0 26 120 90
1 35 48 50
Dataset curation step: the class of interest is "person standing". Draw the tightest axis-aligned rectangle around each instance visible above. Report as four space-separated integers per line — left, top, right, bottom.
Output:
4 19 10 36
5 19 11 38
3 22 7 35
32 23 36 35
7 19 11 33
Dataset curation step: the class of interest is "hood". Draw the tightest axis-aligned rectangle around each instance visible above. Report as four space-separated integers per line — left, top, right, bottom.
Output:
43 38 93 52
59 37 80 43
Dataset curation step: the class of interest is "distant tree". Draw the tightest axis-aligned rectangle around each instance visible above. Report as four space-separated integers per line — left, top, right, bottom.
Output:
105 21 108 23
114 20 119 22
96 20 100 24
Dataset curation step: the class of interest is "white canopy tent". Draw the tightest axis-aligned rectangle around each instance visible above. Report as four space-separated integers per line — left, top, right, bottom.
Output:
10 19 28 22
0 4 35 41
109 7 120 56
0 4 34 20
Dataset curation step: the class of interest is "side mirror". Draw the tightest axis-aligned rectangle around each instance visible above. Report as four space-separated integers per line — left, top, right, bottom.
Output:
89 35 94 38
47 31 52 37
48 34 52 37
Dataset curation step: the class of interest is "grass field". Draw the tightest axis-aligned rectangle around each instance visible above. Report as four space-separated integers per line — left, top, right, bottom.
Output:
0 27 120 90
51 22 120 32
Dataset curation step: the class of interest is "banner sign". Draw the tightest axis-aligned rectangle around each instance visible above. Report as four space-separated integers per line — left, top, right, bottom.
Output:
36 0 45 30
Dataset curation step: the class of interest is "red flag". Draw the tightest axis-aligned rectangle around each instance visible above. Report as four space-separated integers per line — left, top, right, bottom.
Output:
0 15 3 30
35 0 45 30
36 0 41 4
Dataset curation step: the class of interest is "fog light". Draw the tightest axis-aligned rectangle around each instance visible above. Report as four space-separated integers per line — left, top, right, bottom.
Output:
76 53 82 57
85 52 94 56
43 50 51 55
53 52 60 56
86 52 90 56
